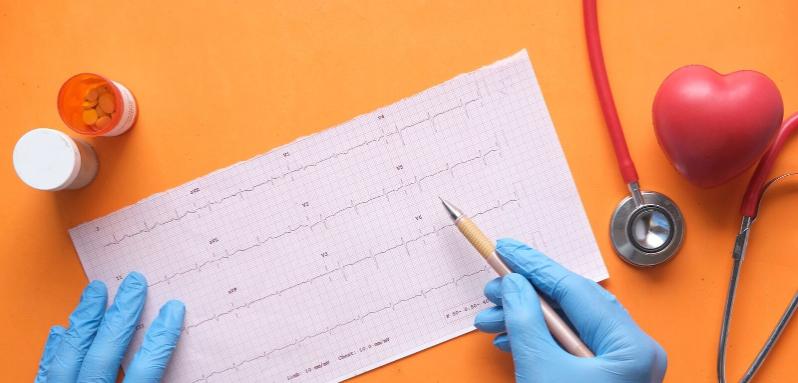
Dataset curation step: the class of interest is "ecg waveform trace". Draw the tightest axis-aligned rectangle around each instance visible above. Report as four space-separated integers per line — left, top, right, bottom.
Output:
104 95 482 248
182 198 516 332
190 267 489 383
70 51 607 383
150 147 501 288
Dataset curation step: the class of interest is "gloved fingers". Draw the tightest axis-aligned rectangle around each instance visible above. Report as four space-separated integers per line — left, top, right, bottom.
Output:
496 238 575 299
492 333 511 352
78 272 147 382
483 277 502 305
474 305 505 333
35 326 65 383
496 238 632 351
46 281 108 382
501 274 561 361
123 300 185 383
484 275 567 318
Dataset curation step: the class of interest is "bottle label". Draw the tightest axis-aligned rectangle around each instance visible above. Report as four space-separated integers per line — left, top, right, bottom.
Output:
104 81 138 136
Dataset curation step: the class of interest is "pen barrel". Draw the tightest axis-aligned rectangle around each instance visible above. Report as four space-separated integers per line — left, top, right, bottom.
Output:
539 299 594 357
455 217 501 267
454 216 594 357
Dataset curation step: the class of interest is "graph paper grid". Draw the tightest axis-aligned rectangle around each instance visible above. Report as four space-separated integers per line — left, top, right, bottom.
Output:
69 50 607 383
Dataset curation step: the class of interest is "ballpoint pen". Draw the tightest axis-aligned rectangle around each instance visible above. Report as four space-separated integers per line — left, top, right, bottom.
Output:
440 198 594 357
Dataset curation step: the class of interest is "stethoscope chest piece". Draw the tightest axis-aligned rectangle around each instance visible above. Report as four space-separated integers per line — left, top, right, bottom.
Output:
610 187 684 267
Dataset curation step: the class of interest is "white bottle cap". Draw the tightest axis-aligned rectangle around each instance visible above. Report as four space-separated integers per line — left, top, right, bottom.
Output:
13 128 86 191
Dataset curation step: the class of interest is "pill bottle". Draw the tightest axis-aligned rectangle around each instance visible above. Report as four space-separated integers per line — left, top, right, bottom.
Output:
13 128 99 191
57 73 138 136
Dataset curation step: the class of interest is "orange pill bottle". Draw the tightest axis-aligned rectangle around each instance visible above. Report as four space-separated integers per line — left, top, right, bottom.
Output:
57 73 138 136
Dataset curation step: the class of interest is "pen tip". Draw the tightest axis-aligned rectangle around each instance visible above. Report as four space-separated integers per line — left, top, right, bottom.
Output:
439 197 463 221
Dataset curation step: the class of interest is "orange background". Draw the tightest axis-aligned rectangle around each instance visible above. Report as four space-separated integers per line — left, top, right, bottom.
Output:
1 1 797 382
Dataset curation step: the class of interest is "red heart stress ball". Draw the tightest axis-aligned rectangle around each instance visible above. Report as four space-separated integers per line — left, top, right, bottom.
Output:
653 65 784 188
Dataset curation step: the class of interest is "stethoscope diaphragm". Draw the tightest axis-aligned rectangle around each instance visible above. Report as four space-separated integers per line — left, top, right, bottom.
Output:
609 185 684 267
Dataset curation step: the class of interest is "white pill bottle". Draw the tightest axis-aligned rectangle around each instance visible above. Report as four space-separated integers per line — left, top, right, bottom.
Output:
13 128 99 191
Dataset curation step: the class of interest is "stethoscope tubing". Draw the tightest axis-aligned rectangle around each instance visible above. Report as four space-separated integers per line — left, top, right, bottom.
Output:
583 0 639 184
740 113 798 217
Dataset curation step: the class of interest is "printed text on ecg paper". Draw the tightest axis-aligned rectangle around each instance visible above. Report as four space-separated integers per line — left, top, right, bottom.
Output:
69 51 607 382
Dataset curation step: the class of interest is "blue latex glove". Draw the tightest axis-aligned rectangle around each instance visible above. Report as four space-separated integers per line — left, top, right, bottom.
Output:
35 272 185 383
474 239 667 383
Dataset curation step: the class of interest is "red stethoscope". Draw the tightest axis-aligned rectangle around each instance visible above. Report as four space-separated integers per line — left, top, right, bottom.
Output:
583 0 798 382
584 0 685 267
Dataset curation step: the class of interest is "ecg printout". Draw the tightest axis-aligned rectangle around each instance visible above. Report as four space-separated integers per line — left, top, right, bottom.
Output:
70 51 607 383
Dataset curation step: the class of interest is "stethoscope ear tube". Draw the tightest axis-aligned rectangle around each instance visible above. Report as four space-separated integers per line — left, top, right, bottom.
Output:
741 292 798 382
718 213 798 383
720 168 798 383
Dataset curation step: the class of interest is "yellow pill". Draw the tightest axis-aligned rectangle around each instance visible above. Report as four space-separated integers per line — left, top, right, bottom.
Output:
85 88 99 101
98 92 115 114
82 100 97 109
82 108 98 125
96 115 111 129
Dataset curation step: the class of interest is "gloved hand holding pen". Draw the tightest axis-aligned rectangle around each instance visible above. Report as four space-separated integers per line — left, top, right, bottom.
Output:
475 238 667 383
35 272 184 383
